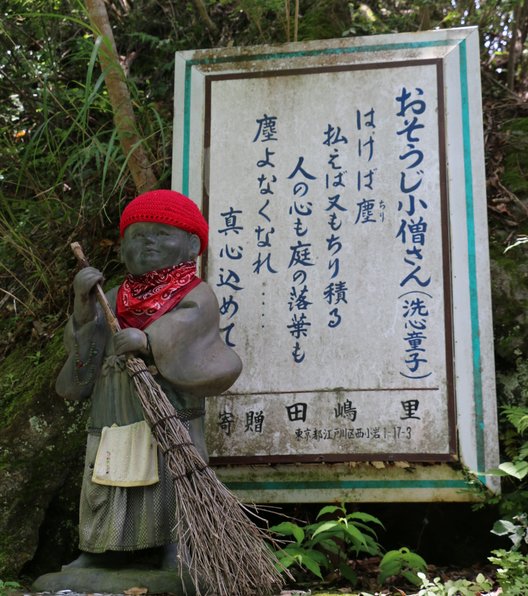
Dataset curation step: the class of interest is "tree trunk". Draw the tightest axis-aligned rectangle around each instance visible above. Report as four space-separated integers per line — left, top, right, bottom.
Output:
507 2 521 91
192 0 218 34
285 0 290 42
85 0 157 194
294 0 299 42
418 4 431 31
517 0 528 87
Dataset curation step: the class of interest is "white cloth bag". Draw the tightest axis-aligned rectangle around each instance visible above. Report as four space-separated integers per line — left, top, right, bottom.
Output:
92 420 159 487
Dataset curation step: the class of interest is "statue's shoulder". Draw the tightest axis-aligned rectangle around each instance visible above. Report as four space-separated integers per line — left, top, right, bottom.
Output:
181 280 218 309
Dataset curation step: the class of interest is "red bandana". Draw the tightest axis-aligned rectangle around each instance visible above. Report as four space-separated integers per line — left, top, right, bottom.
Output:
116 261 201 330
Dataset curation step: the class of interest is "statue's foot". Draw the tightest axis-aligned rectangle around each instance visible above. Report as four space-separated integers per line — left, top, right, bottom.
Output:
63 551 128 569
62 553 103 569
161 543 183 570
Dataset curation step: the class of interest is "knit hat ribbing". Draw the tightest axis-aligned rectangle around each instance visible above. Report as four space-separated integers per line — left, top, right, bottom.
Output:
120 190 208 255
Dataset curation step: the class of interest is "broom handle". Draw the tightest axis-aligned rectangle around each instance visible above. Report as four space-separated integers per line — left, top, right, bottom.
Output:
70 242 122 335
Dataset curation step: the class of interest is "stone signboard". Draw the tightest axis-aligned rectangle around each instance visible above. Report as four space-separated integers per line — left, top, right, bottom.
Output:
172 27 499 502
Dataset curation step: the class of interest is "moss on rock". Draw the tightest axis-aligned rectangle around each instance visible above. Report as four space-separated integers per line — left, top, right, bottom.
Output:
0 332 88 578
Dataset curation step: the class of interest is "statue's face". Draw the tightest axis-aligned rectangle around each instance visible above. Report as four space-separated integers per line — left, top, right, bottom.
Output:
121 222 200 275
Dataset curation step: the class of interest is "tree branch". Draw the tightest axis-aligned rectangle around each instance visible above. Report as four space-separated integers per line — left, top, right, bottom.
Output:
85 0 158 194
192 0 218 34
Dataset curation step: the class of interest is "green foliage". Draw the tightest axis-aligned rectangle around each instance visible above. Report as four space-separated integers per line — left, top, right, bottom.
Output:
503 405 528 437
0 2 122 325
0 579 23 596
489 548 528 595
492 513 528 551
271 520 329 580
415 571 493 595
491 243 528 368
220 0 286 43
485 405 528 518
0 0 176 348
501 117 528 198
270 504 383 586
295 0 351 41
484 407 528 591
378 547 427 587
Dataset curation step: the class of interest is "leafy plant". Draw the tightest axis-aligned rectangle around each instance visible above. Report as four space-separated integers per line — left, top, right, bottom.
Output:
378 546 427 586
484 405 528 532
479 405 524 479
492 512 528 550
415 571 493 595
484 408 528 594
0 579 23 596
270 503 383 586
489 548 528 595
269 520 328 580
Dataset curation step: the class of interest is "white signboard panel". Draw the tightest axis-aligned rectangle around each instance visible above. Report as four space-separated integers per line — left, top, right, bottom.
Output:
172 28 499 501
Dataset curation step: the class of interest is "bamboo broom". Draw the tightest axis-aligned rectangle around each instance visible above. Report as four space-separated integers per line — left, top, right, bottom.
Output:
71 242 286 596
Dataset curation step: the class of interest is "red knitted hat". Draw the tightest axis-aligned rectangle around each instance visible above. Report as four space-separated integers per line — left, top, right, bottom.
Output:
120 189 208 255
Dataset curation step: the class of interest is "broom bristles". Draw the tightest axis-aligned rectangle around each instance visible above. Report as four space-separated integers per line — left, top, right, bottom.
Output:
126 357 286 596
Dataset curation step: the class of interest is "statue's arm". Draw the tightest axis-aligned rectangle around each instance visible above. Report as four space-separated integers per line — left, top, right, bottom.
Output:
55 310 107 400
56 269 114 401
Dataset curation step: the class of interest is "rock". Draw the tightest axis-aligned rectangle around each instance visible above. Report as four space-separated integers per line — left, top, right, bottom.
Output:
0 335 88 578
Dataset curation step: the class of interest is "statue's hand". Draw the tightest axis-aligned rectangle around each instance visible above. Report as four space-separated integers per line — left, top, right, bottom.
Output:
114 328 148 356
73 267 104 326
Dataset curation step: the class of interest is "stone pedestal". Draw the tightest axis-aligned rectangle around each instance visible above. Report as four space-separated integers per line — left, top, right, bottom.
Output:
32 567 197 595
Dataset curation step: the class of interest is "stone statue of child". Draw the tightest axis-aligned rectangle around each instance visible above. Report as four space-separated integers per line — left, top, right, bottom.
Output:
56 189 242 570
